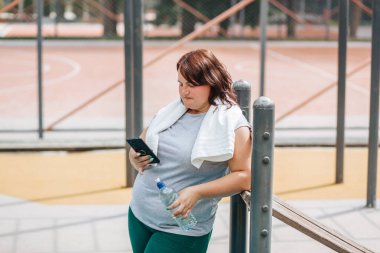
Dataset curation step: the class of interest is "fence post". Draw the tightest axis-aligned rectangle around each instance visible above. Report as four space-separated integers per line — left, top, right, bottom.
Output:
250 96 275 253
230 80 251 253
336 0 348 184
367 0 380 208
124 0 137 187
37 0 43 139
259 0 269 96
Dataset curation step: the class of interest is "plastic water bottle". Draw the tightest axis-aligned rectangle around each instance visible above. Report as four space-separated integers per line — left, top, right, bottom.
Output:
155 178 197 231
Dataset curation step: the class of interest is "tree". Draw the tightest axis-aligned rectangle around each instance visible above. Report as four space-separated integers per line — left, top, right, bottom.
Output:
103 0 118 38
244 0 260 28
181 8 197 36
285 0 298 38
154 0 178 26
349 1 363 38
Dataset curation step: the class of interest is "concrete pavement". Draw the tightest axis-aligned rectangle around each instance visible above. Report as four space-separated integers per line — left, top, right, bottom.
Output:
1 148 380 252
0 194 379 253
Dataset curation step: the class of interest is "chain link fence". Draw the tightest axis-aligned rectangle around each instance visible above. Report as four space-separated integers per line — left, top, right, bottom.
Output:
0 0 375 147
0 0 373 40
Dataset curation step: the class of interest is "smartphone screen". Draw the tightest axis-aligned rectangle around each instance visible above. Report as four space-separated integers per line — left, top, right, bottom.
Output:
126 138 160 164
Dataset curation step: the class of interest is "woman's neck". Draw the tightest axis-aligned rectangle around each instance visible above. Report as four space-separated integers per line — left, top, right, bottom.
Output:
187 104 211 114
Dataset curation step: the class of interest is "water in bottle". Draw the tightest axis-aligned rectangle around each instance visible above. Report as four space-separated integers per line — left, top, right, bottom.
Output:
155 178 197 231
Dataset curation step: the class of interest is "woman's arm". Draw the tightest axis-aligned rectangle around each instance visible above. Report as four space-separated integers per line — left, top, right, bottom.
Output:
171 126 252 218
128 128 152 174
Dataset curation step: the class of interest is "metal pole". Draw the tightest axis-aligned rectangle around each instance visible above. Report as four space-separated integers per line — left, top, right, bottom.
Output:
259 0 268 96
125 0 143 187
37 0 43 139
367 0 380 208
336 0 348 184
124 0 136 187
250 96 274 253
230 80 250 253
133 0 143 136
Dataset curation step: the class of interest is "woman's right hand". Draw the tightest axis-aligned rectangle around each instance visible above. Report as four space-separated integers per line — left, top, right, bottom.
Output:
129 128 151 174
129 148 153 174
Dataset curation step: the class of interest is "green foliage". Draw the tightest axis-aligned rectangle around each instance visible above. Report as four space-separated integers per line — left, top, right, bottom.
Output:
154 0 178 26
244 0 259 27
153 0 260 29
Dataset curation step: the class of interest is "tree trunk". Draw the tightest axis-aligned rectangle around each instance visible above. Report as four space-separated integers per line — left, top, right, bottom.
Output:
286 0 297 38
349 1 362 38
181 9 196 36
103 0 117 38
52 0 64 22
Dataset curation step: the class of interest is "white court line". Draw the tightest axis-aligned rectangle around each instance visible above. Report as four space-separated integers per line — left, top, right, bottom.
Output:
41 55 81 84
267 49 370 96
0 64 52 94
0 24 12 37
0 59 51 78
0 39 372 49
234 48 370 96
267 50 337 80
248 41 371 48
0 55 81 95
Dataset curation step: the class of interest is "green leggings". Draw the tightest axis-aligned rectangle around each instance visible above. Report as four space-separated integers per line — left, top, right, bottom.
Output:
128 208 212 253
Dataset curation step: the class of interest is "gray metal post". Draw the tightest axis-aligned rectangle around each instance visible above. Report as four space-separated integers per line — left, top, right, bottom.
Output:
124 0 137 187
250 97 274 253
259 0 268 96
124 0 143 187
230 80 250 253
336 0 348 184
37 0 43 139
367 0 380 208
133 0 143 136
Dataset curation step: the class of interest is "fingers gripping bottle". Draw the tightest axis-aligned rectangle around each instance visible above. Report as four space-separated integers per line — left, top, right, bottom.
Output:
155 178 197 231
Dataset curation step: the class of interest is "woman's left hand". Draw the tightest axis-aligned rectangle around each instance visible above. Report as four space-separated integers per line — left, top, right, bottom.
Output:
169 186 201 219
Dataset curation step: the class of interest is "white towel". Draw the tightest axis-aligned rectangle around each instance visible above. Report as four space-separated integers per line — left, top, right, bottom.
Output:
146 98 243 168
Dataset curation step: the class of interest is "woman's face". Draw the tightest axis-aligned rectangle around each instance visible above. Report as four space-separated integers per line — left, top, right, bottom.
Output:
178 70 211 114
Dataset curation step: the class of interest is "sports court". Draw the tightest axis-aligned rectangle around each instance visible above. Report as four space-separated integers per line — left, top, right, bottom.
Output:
0 40 372 141
1 0 379 252
1 39 379 253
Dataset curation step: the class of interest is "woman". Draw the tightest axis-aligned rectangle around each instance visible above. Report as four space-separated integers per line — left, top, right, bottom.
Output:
128 49 251 253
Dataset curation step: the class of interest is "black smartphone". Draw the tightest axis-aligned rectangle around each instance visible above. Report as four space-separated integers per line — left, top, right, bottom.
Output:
126 138 160 164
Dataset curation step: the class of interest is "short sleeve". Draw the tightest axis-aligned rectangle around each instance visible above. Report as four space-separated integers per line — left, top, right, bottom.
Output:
235 114 252 132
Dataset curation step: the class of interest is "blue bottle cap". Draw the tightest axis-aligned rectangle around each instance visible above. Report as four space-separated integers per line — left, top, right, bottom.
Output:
155 178 166 189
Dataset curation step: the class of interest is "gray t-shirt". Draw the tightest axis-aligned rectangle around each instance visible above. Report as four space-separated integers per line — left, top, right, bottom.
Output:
130 111 250 236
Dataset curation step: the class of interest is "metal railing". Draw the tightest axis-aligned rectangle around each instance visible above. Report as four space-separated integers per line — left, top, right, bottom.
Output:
229 80 251 253
367 0 380 208
231 81 275 253
230 80 374 253
250 95 275 252
2 0 378 207
241 193 374 253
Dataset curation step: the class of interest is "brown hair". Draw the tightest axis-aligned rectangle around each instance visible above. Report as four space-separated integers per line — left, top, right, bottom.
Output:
176 49 237 107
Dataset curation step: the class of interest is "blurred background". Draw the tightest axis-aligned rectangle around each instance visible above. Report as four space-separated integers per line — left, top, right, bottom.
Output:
0 0 373 40
0 0 374 145
0 1 379 252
